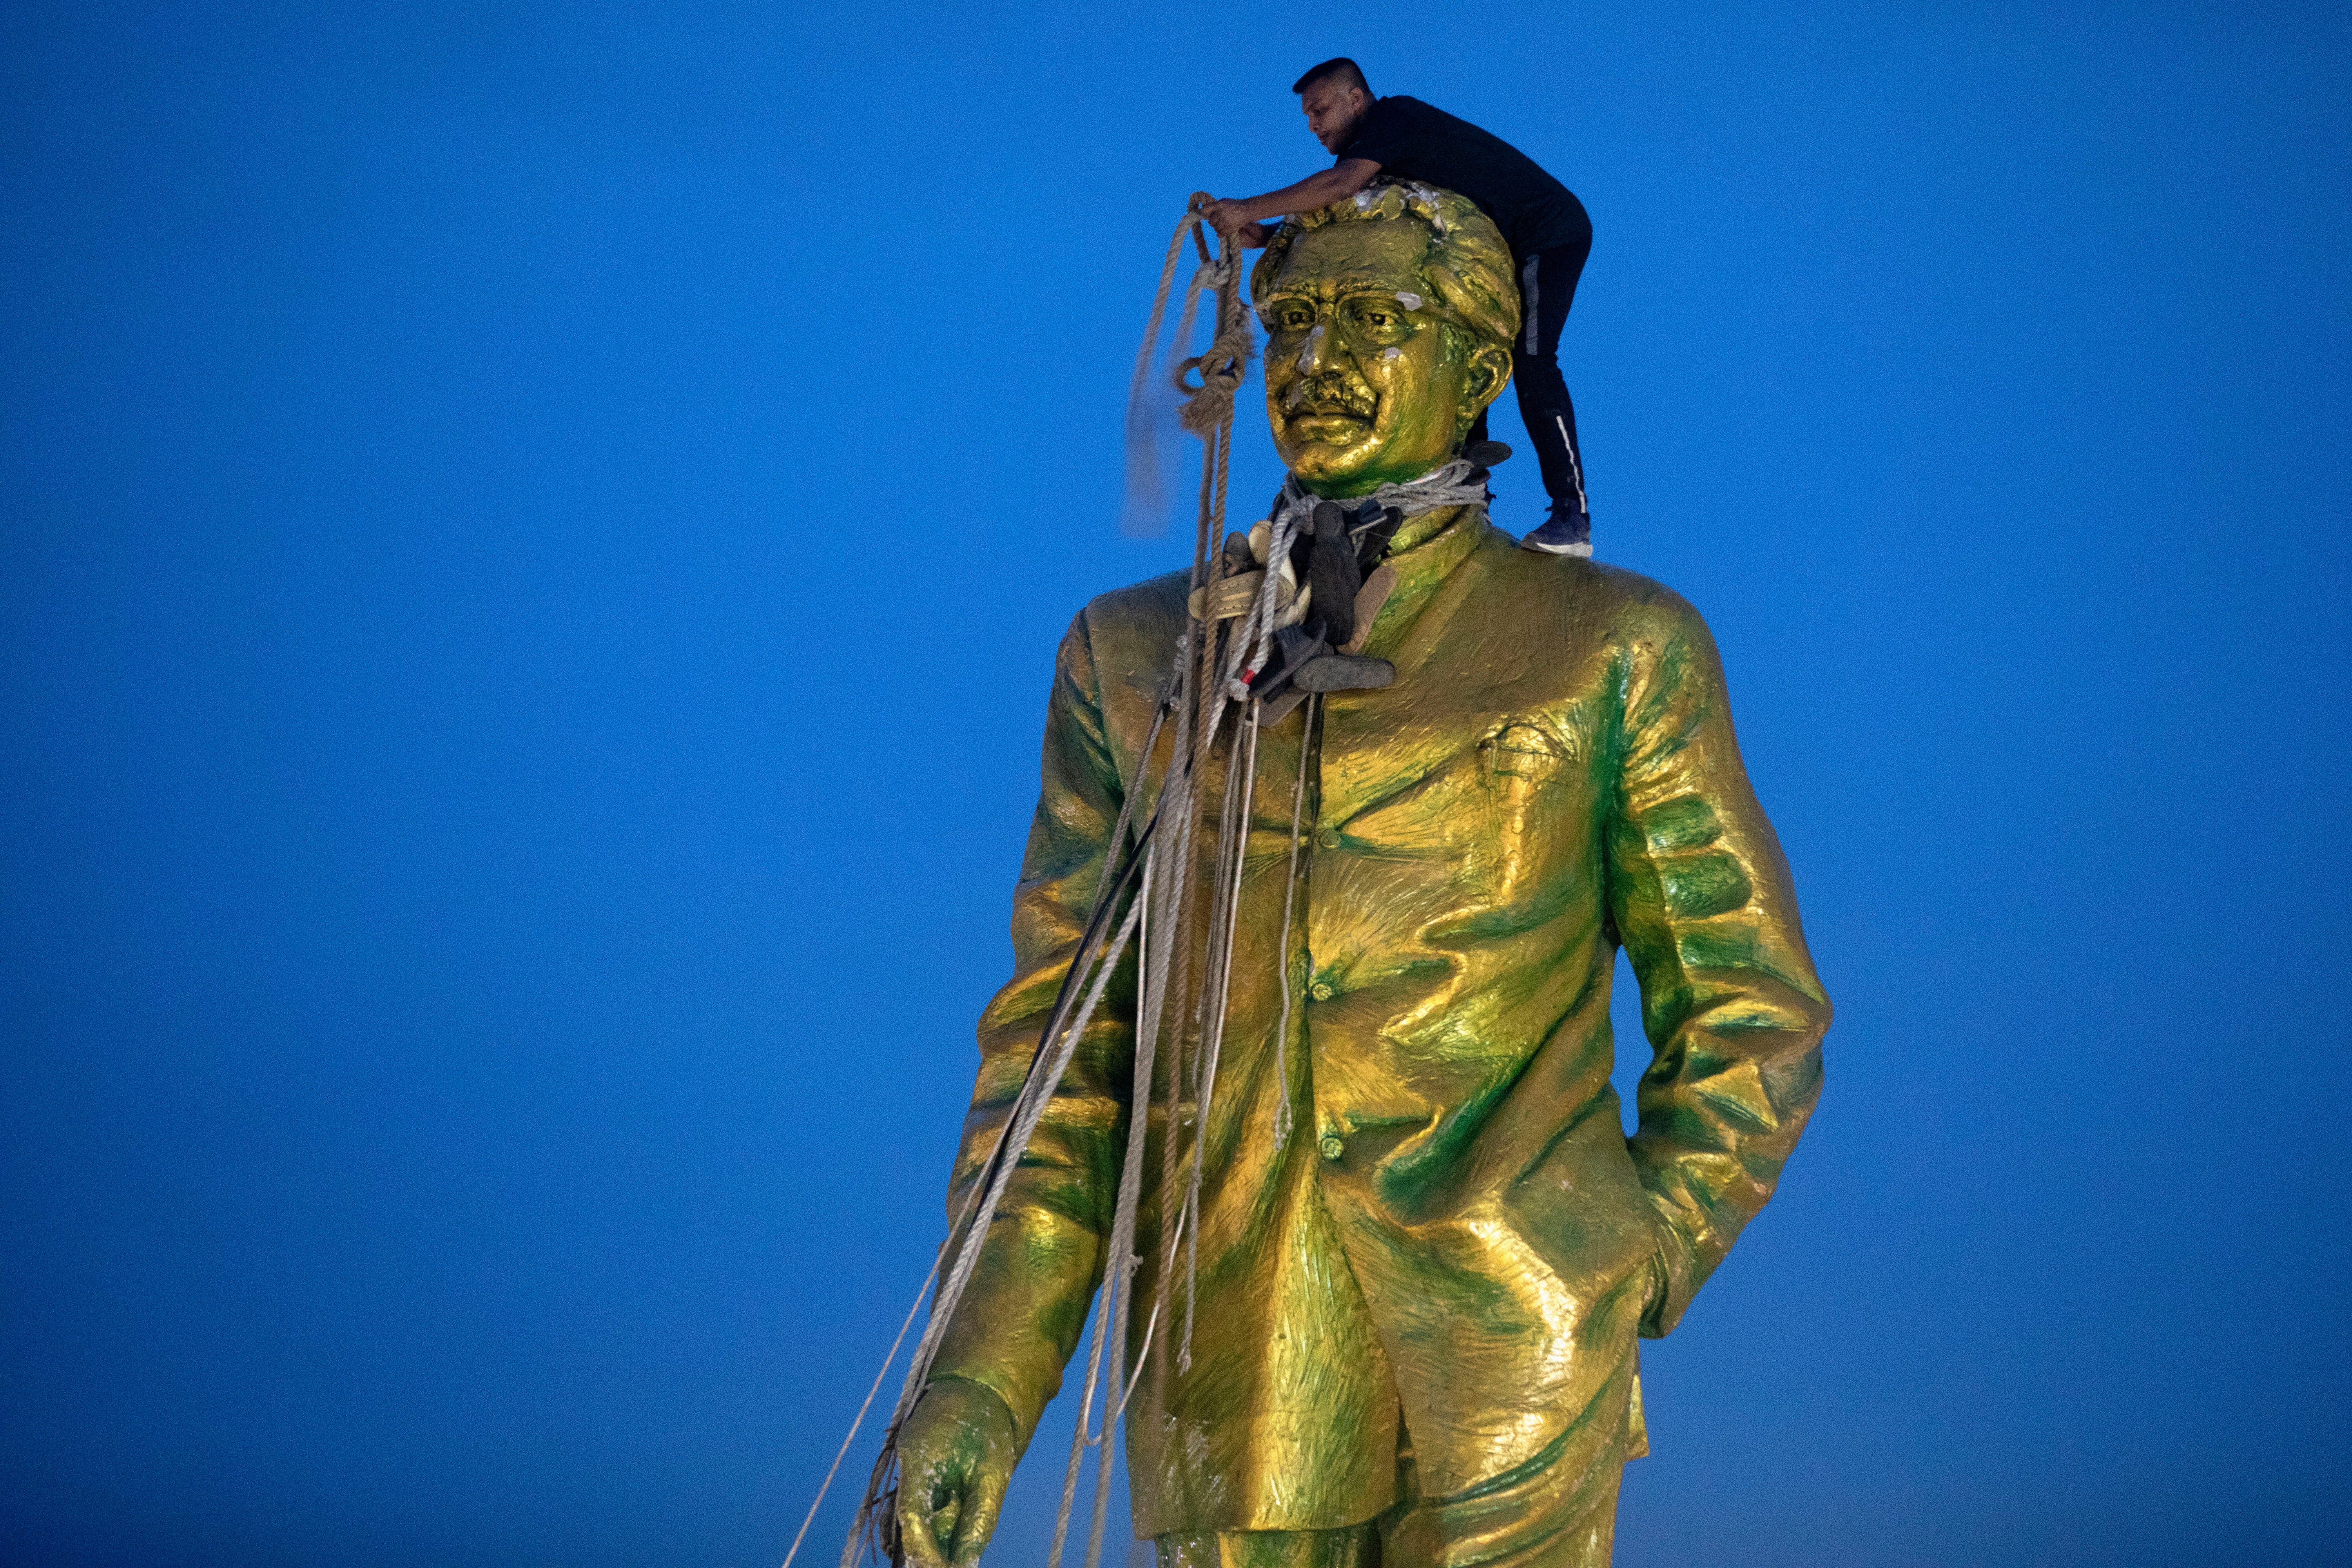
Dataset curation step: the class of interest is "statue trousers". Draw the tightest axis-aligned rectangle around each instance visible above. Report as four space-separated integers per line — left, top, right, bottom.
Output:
1154 1357 1638 1568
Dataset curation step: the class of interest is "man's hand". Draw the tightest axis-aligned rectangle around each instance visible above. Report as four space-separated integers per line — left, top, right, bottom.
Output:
893 1378 1019 1568
1194 202 1275 251
1197 197 1252 238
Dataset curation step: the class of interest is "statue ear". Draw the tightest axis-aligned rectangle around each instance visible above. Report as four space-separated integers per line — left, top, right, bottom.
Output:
1457 342 1514 436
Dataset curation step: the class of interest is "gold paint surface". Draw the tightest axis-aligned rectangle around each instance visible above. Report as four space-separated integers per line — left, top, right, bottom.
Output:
923 189 1828 1544
1256 185 1517 497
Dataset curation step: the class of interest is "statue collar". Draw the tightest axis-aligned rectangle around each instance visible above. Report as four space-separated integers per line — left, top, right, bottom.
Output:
1239 460 1495 708
1268 457 1492 547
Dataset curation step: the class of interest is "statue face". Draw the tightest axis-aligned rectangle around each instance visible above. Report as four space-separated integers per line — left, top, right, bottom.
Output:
1260 219 1511 498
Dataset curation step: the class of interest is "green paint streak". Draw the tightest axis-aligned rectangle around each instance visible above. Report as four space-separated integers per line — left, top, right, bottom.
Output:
1659 852 1753 919
1636 794 1722 851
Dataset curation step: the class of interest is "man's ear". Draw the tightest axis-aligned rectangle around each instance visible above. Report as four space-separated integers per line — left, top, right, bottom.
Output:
1457 342 1514 437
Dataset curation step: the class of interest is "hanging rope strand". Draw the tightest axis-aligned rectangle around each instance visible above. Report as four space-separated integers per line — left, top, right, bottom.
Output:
1044 1225 1115 1568
800 203 1255 1568
1179 709 1259 1369
843 892 1146 1568
774 1262 934 1568
826 675 1182 1568
1123 210 1217 530
1269 697 1318 1146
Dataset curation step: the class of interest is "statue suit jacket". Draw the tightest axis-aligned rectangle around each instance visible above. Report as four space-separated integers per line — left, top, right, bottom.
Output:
928 509 1830 1535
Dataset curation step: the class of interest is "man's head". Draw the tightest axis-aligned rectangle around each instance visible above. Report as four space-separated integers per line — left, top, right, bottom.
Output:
1294 57 1373 152
1252 182 1518 497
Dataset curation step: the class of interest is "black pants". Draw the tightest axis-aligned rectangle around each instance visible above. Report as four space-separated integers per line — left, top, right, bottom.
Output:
1468 237 1591 517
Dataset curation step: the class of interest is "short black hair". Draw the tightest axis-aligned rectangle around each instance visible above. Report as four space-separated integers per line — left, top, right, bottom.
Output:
1291 57 1370 96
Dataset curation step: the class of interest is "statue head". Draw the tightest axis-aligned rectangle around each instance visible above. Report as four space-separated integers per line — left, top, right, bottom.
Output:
1252 181 1519 498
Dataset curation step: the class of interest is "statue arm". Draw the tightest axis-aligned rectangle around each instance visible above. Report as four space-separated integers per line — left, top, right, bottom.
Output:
1603 594 1832 1338
922 607 1138 1447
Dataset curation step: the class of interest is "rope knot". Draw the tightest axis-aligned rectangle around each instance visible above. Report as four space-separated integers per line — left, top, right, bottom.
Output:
1175 339 1249 434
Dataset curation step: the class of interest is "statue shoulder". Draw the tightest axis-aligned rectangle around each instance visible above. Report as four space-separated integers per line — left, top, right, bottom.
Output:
1078 569 1191 640
1482 538 1715 647
1059 569 1189 703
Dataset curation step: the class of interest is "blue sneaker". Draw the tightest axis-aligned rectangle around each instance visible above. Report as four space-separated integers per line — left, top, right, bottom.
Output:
1521 503 1591 557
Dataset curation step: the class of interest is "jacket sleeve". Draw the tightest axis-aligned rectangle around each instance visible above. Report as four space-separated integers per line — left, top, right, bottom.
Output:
923 608 1137 1448
1603 592 1830 1338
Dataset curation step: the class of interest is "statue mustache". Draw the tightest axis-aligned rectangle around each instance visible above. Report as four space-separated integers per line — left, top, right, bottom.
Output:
1282 372 1378 419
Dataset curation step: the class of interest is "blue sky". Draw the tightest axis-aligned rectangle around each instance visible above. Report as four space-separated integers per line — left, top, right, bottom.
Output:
3 4 2347 1565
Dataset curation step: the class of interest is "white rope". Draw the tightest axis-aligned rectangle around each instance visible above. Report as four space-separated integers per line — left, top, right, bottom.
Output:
1151 697 1219 1291
1178 709 1258 1370
1079 690 1238 1568
840 892 1144 1568
1123 216 1211 531
1268 696 1317 1147
1045 1262 1113 1568
907 892 1144 1399
776 1265 932 1568
1230 507 1307 695
814 203 1258 1568
1080 828 1182 1568
1270 456 1493 529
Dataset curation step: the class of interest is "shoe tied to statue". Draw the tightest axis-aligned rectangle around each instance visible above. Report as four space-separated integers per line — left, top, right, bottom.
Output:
1521 503 1592 557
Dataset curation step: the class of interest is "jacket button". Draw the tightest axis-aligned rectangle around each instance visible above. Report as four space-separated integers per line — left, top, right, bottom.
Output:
1315 827 1341 850
1319 1134 1345 1161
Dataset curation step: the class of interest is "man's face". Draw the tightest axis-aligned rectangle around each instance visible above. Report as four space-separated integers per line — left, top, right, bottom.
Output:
1300 79 1370 152
1260 220 1510 497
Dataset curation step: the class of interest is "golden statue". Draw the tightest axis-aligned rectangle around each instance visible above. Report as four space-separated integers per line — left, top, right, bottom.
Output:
885 183 1830 1568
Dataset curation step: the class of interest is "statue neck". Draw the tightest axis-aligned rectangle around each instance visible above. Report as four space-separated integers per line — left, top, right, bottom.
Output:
1389 502 1475 557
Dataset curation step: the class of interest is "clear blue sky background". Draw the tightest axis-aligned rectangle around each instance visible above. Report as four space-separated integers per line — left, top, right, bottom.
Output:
4 4 2347 1565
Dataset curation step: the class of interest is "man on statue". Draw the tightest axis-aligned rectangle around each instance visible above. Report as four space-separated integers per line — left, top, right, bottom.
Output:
1200 58 1596 557
893 181 1828 1568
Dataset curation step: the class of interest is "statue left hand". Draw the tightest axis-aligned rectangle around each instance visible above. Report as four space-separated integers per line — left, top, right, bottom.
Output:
894 1378 1018 1568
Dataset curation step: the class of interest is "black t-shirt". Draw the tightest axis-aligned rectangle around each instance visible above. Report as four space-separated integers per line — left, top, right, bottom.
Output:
1336 96 1590 260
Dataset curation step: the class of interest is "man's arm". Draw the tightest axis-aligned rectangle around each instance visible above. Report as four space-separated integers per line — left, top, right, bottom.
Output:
1604 592 1832 1339
1200 157 1381 245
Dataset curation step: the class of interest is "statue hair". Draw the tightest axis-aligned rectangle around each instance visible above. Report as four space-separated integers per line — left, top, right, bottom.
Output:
1250 181 1522 359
